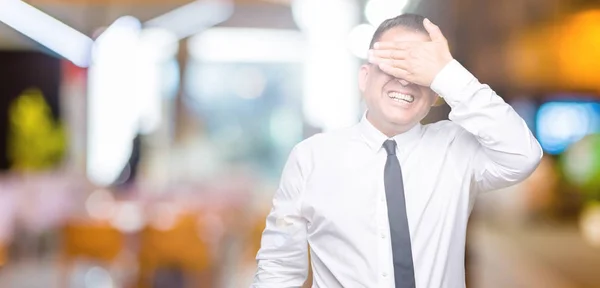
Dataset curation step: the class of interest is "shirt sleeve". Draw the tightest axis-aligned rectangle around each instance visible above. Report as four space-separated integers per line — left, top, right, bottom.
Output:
431 60 543 193
251 143 310 287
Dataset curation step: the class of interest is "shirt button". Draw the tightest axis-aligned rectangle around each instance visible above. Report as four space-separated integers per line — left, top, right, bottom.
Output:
380 233 386 239
382 272 388 277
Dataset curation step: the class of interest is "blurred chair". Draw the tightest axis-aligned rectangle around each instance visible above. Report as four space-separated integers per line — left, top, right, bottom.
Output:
0 242 6 268
304 250 313 288
246 213 266 264
59 220 125 287
137 212 213 288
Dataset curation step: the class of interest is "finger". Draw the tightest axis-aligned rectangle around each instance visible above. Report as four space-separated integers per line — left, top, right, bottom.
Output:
369 56 409 70
373 41 416 50
369 49 408 60
368 56 392 66
423 18 446 42
378 64 410 79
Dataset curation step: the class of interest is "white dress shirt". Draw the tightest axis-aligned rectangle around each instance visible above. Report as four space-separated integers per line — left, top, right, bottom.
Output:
251 60 543 288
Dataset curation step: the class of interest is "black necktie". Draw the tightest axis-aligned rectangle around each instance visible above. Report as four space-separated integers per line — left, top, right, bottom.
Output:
383 139 416 288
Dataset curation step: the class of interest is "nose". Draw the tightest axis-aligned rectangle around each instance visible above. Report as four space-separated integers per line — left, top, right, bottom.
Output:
396 79 411 86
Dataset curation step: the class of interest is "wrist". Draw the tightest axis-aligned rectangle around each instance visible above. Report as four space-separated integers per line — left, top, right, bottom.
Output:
430 59 476 103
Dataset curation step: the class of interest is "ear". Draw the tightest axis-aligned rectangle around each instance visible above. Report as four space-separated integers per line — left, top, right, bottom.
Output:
358 64 370 93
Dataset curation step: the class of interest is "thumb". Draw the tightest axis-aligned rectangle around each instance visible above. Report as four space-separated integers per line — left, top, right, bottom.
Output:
423 18 446 42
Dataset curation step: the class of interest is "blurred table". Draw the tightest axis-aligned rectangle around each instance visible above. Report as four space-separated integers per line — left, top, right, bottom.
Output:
468 221 600 288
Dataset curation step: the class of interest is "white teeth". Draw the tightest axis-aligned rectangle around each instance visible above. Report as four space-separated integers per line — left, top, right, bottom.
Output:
387 92 414 103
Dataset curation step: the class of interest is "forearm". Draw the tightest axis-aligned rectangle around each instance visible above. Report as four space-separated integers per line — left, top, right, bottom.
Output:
432 60 542 179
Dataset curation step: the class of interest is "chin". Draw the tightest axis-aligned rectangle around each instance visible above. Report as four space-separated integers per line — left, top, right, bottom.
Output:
391 119 416 128
381 109 415 126
383 114 415 128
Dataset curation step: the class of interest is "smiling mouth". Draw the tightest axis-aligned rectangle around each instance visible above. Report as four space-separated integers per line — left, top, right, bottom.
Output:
387 91 414 103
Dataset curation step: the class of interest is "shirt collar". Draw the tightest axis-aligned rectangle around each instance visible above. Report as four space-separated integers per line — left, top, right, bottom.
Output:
356 111 423 154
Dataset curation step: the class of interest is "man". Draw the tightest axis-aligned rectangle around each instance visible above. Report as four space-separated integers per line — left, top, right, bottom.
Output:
251 14 542 288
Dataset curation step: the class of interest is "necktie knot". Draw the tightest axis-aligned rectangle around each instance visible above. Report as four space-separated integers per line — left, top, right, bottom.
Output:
383 140 397 156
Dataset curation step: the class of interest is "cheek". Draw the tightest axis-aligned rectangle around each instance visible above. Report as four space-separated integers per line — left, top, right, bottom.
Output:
366 83 384 100
419 89 436 104
370 72 393 89
363 90 379 109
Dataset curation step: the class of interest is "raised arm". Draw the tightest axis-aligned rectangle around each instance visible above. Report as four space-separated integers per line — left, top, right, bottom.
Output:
431 60 542 192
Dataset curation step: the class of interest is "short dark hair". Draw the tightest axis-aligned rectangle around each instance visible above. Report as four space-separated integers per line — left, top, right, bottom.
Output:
369 13 428 49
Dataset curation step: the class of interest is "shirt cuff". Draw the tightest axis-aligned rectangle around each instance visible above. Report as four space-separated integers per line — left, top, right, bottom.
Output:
430 59 476 103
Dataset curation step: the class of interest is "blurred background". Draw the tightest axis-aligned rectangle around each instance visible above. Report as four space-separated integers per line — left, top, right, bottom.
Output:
0 0 600 287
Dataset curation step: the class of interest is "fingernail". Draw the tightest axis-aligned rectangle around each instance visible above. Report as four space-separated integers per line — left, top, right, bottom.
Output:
373 42 380 49
425 18 431 24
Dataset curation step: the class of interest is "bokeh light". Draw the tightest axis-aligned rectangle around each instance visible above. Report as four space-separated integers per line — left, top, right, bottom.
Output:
536 101 600 154
364 0 409 27
348 23 376 59
561 134 600 196
580 202 600 247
